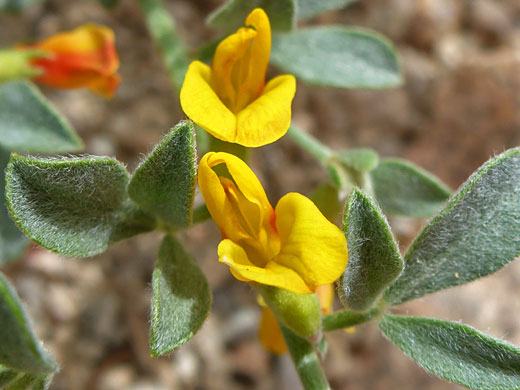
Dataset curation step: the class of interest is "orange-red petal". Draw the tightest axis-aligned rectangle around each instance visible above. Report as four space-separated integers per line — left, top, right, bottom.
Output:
28 24 120 97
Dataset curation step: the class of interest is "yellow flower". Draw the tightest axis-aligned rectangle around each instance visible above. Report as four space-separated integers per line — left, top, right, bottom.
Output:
198 152 348 294
258 284 335 355
181 9 296 147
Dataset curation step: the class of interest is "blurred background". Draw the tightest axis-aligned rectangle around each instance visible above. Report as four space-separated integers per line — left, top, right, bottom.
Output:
1 0 520 389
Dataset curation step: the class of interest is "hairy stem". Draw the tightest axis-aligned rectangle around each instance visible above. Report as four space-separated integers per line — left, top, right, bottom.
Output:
287 124 333 164
281 325 330 390
138 0 189 93
322 307 379 332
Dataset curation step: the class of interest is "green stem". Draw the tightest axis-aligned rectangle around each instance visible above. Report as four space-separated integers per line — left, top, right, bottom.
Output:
280 325 330 390
322 307 379 332
137 0 190 93
287 124 333 164
192 204 211 225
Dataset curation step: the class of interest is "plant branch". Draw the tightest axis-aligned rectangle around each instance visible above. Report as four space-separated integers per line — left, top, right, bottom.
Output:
138 0 189 93
322 307 379 332
287 124 333 164
280 325 330 390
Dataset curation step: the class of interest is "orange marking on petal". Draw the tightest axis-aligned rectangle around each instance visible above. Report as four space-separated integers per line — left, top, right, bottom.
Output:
24 24 120 97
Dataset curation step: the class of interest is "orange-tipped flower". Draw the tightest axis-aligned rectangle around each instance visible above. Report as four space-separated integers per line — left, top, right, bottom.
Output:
23 24 120 98
181 9 296 147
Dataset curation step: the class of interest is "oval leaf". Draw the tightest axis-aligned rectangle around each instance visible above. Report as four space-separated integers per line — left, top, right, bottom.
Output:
370 159 451 217
5 155 155 257
384 148 520 305
0 147 28 266
0 0 43 12
339 189 403 311
150 236 211 356
380 315 520 390
0 368 53 390
258 0 295 32
297 0 357 20
271 27 402 89
337 148 379 172
98 0 119 9
128 121 196 230
0 366 19 387
311 182 342 223
0 82 82 153
0 273 57 373
207 0 295 34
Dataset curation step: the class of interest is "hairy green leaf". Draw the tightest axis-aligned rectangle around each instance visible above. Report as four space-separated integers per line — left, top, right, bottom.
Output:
258 0 295 32
0 369 53 390
339 189 403 311
0 273 57 373
206 0 252 33
0 365 54 390
150 236 211 356
297 0 357 20
129 121 196 230
207 0 296 34
0 366 19 387
322 307 378 332
5 155 155 258
370 159 451 217
0 370 53 390
98 0 119 9
0 0 42 12
271 27 402 89
0 82 82 153
380 315 520 390
311 182 342 223
385 148 520 305
337 148 379 172
1 147 28 266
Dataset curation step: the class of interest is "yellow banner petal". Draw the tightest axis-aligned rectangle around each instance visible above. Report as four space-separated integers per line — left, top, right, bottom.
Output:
245 8 270 90
236 8 271 111
211 27 257 111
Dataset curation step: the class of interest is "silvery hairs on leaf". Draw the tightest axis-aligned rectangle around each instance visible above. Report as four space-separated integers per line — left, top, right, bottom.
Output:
384 148 520 305
6 155 155 258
